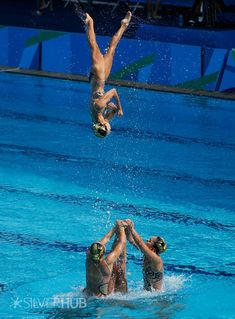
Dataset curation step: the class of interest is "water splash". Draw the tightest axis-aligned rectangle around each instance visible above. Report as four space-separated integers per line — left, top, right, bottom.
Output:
131 13 149 25
105 275 188 301
73 2 86 24
50 274 188 305
163 274 189 294
35 275 189 319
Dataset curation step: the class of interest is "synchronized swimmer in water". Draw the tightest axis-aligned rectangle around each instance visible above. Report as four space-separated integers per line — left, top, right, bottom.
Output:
84 219 167 297
84 11 132 138
80 10 167 297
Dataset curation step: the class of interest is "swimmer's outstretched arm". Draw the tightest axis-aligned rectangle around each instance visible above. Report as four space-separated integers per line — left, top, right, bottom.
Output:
120 220 139 249
99 226 116 246
97 89 123 117
106 221 126 265
126 220 161 262
125 228 140 249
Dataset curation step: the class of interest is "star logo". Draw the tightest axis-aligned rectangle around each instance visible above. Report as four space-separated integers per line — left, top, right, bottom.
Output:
11 297 22 308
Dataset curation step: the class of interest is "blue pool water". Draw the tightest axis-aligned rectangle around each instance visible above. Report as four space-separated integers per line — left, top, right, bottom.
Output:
0 72 234 319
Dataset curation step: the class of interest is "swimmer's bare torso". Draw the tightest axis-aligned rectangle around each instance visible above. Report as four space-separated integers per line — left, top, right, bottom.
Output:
85 252 114 297
84 223 126 297
89 70 123 127
125 220 165 291
143 256 164 291
85 12 132 135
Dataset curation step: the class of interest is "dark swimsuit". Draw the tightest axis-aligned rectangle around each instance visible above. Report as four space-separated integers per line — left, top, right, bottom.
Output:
143 266 163 291
98 283 109 296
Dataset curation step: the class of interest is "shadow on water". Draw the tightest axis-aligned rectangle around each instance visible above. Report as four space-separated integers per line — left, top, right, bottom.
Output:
35 292 185 319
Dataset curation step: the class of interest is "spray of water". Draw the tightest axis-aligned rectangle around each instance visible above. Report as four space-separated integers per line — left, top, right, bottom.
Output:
131 14 149 25
51 274 189 305
72 2 148 32
73 2 86 24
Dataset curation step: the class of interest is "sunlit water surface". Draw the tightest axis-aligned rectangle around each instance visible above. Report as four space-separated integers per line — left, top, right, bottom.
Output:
0 73 234 319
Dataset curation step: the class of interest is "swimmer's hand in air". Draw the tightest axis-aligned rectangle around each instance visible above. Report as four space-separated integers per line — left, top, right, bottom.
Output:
125 219 134 229
116 220 127 228
123 219 139 249
118 109 123 117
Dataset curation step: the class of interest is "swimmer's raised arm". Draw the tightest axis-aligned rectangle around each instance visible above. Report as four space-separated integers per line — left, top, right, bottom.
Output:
126 220 161 262
122 219 139 249
98 89 123 117
106 223 126 265
99 226 116 246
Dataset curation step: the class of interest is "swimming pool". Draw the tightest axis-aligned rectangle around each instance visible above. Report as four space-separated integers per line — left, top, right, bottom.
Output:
0 72 234 319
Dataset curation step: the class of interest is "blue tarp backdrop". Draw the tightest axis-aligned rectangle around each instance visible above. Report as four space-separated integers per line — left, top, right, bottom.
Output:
0 25 235 93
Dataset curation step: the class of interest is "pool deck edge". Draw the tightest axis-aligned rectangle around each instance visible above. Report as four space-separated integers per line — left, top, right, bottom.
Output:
1 66 235 101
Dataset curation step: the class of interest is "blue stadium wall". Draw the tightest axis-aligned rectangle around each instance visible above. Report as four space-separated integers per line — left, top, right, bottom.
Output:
0 25 235 93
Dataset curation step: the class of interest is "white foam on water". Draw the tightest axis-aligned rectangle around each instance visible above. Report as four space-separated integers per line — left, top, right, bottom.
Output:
163 274 189 293
106 274 189 301
50 274 189 306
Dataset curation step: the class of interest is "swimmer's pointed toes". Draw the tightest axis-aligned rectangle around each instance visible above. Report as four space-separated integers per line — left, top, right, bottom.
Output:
127 11 132 18
121 11 132 27
84 13 93 25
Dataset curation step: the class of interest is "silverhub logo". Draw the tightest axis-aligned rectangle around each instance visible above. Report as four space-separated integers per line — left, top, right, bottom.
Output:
11 296 87 309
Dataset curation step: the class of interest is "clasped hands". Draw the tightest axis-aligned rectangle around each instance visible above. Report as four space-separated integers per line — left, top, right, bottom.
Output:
115 219 133 230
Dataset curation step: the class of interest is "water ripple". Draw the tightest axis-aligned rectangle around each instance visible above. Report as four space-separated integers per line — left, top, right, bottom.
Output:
0 185 234 232
0 230 234 278
114 126 235 152
1 109 235 152
0 143 235 189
